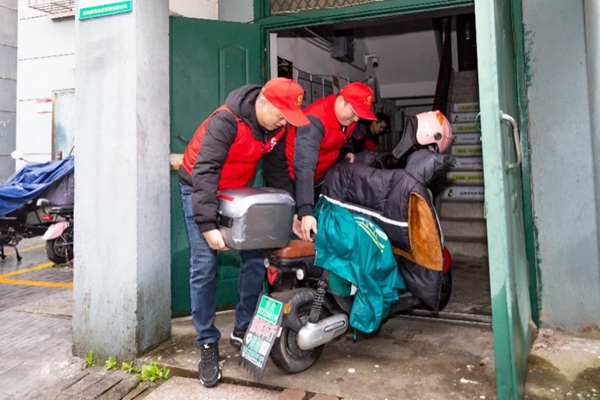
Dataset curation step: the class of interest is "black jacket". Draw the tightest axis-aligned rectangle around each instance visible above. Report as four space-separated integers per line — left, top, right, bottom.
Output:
178 85 282 232
320 150 454 311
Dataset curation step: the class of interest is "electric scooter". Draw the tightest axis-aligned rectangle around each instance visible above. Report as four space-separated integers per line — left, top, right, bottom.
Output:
264 239 452 373
0 151 74 262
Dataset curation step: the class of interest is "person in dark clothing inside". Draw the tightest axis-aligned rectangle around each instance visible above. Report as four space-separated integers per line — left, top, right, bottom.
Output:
351 112 391 153
178 77 309 388
282 82 376 242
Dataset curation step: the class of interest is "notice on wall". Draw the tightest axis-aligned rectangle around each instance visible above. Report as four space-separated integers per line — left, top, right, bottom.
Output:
238 295 283 380
79 0 132 20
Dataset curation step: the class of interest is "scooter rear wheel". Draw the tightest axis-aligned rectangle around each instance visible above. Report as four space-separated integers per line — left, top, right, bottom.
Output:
46 227 74 264
270 303 329 374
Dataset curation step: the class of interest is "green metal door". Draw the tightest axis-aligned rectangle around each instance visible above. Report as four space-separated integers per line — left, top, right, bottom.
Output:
475 0 533 398
170 17 263 316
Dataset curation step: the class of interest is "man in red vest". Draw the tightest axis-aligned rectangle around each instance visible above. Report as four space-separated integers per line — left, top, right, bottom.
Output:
285 82 376 242
178 77 309 388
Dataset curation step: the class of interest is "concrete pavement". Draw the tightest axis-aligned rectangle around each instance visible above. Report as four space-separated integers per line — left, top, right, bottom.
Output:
1 240 599 399
140 311 498 400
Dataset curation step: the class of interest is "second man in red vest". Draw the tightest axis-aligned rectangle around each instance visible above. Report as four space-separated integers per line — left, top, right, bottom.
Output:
284 82 377 241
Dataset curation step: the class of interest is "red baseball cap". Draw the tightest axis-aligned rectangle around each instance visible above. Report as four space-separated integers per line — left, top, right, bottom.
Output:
340 82 376 120
262 78 310 126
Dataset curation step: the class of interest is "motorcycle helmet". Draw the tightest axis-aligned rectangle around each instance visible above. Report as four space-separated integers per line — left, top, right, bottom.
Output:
392 110 453 159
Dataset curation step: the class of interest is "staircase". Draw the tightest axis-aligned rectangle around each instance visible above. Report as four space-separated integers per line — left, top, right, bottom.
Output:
437 70 488 259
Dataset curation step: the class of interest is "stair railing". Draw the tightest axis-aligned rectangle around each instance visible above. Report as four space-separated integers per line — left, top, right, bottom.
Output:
432 18 453 115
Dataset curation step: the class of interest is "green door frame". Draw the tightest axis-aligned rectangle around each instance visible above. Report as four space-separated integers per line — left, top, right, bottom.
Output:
251 0 539 324
255 0 473 28
509 0 539 325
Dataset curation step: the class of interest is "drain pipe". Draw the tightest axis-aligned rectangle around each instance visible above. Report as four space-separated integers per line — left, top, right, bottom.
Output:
584 1 600 258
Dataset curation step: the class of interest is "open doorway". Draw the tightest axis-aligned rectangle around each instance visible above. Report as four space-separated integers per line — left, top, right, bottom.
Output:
271 8 491 324
168 1 533 395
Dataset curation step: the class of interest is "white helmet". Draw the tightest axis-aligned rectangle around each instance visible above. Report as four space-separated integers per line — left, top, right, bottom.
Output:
393 111 453 159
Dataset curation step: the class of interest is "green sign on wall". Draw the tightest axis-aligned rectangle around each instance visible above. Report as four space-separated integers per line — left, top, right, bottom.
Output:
79 0 132 20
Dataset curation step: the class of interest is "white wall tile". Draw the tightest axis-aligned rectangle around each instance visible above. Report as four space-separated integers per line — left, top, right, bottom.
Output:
0 6 18 47
0 79 16 111
0 110 16 149
0 45 17 79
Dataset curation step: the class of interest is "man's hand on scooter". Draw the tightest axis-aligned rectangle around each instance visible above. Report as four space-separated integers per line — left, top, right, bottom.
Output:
292 214 302 237
298 215 317 242
202 229 230 251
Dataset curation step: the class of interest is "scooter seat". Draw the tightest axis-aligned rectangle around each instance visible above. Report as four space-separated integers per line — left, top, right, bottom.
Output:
0 233 12 245
49 205 73 214
271 239 315 259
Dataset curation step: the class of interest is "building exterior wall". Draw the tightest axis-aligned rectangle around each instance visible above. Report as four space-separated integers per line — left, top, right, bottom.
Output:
170 0 217 19
15 0 217 168
16 0 74 165
218 0 253 22
0 0 17 182
523 0 600 330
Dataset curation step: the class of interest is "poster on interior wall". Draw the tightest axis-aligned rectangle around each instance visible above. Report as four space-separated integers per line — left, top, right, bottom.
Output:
297 71 312 109
79 0 132 20
311 79 324 102
324 80 334 96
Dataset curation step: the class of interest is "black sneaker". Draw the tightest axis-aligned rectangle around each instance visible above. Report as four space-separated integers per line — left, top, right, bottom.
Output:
198 343 221 388
229 327 246 349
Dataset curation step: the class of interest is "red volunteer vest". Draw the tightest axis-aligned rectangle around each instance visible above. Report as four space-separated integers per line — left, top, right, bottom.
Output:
363 133 377 152
181 105 283 189
286 95 357 181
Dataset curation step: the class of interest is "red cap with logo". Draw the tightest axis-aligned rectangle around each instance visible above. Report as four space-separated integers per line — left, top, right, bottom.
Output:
340 82 376 120
262 78 310 126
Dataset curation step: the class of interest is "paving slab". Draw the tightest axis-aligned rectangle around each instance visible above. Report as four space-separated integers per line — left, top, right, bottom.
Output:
143 376 282 400
524 329 600 399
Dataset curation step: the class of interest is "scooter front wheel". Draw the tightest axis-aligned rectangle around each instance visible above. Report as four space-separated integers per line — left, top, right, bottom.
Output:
270 303 329 374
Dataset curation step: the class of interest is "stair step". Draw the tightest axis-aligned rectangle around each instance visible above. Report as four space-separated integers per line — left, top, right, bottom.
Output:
441 185 485 201
444 240 488 259
451 77 479 88
450 156 483 171
451 93 480 103
453 132 481 145
451 122 479 133
451 144 482 157
452 102 480 112
446 171 484 186
453 70 479 80
450 112 478 123
438 201 485 220
440 219 488 240
451 85 480 96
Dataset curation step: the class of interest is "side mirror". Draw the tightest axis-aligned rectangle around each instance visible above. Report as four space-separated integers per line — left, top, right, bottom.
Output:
36 198 51 208
10 151 24 160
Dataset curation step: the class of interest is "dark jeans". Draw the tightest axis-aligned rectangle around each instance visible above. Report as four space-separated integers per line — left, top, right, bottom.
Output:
179 182 266 346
